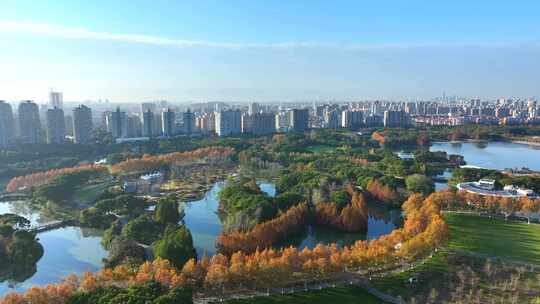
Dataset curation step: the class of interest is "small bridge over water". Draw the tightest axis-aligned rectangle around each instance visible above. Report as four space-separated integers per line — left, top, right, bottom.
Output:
28 220 68 233
0 192 30 201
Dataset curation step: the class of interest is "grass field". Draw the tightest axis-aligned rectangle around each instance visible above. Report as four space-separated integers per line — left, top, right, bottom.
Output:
306 145 335 153
372 252 450 300
73 181 116 205
222 286 386 304
445 213 540 265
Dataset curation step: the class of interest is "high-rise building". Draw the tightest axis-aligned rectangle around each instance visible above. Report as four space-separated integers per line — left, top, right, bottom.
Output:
289 109 309 132
153 113 162 137
241 113 253 133
108 108 127 139
250 113 276 135
215 109 241 136
248 102 259 115
196 112 215 134
383 110 410 127
141 102 156 113
324 110 340 129
365 114 383 127
0 101 15 148
127 115 142 137
162 108 176 137
64 115 74 136
73 105 93 144
183 109 195 135
341 110 363 129
46 107 65 144
49 91 63 109
275 111 290 132
142 109 154 137
18 100 42 144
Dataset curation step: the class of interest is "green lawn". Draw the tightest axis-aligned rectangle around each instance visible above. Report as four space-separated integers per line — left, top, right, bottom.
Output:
445 213 540 264
73 181 116 205
306 145 335 153
372 252 450 300
222 286 386 304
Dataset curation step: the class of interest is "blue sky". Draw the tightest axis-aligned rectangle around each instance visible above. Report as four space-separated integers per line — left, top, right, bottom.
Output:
0 0 539 102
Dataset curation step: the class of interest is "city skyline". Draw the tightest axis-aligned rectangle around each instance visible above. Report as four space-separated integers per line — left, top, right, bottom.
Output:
1 1 540 102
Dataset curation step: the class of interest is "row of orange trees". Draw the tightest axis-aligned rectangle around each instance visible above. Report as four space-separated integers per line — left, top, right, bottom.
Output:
5 164 106 193
1 190 448 303
217 203 310 255
443 190 540 223
218 186 369 255
110 146 235 174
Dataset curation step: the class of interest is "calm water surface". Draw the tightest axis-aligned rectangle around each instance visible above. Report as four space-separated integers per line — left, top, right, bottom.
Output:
0 207 107 296
430 141 540 171
183 182 399 256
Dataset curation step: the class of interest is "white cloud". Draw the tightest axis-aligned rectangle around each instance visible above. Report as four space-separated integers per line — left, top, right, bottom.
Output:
0 21 537 50
0 21 330 49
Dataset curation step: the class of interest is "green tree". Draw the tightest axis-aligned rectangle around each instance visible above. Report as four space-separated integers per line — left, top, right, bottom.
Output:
405 174 434 194
122 215 164 245
154 197 182 225
153 226 196 269
103 236 146 268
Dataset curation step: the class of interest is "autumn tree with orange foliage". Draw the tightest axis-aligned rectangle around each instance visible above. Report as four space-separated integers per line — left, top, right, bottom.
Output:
5 164 106 193
110 146 235 174
366 179 400 205
217 203 309 255
315 185 368 232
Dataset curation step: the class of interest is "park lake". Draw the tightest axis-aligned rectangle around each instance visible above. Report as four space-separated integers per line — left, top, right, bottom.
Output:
0 181 399 296
1 140 539 296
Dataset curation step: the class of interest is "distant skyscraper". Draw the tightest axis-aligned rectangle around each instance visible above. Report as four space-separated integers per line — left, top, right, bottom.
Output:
289 109 309 132
196 112 215 134
215 109 241 136
49 91 63 109
108 108 127 139
64 115 74 136
341 110 363 129
153 113 162 136
183 109 195 135
142 109 154 137
383 110 410 127
73 105 93 144
324 110 340 129
141 102 156 113
0 101 15 148
248 102 259 115
162 108 176 137
250 113 276 135
18 100 41 144
46 107 65 144
365 114 383 127
127 115 142 137
275 111 290 132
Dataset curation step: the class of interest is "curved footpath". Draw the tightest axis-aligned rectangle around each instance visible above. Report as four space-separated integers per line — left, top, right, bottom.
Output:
193 255 437 304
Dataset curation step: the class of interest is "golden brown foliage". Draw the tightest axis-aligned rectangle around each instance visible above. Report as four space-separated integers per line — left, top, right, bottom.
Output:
111 146 234 174
5 164 106 193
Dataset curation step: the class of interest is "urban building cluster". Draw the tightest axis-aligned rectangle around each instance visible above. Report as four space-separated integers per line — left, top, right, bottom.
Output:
1 93 539 147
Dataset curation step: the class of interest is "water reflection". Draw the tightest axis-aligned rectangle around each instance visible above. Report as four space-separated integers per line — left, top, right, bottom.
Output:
0 216 108 296
182 182 401 256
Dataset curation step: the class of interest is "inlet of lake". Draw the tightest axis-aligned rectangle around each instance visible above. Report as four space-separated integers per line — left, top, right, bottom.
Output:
1 140 539 296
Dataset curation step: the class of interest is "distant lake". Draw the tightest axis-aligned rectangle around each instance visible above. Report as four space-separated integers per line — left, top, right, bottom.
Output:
430 141 540 171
